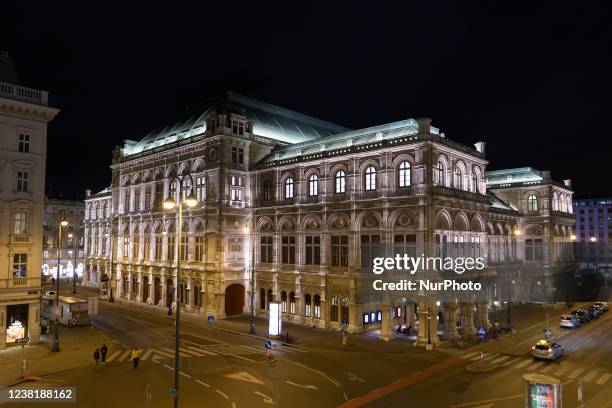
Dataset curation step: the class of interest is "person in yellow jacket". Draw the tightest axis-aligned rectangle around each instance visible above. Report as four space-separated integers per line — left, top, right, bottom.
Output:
131 347 141 369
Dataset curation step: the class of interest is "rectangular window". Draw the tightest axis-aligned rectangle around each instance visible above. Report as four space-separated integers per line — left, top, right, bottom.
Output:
155 183 163 209
123 237 130 258
14 212 27 235
232 120 245 136
17 171 29 192
260 236 273 263
155 236 163 260
360 234 381 270
132 236 140 260
101 237 107 255
238 148 244 164
195 177 205 201
331 235 349 267
230 176 243 187
195 236 204 262
18 134 30 153
12 254 27 278
144 185 152 209
393 234 417 258
281 236 296 264
167 236 175 261
305 303 312 317
230 188 241 201
133 188 140 211
232 147 237 164
180 236 189 261
305 236 321 265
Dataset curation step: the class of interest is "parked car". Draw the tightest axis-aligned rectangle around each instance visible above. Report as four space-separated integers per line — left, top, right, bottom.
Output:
585 305 600 320
593 302 609 312
572 309 591 324
45 290 57 297
560 314 580 329
532 339 564 360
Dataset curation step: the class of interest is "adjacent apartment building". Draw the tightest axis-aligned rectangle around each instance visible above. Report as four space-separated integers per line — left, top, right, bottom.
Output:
83 92 574 343
0 51 59 348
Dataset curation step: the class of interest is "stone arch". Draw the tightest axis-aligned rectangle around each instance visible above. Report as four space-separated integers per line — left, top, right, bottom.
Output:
277 215 297 233
435 209 452 230
389 209 418 229
496 223 504 236
152 221 163 233
302 214 322 232
470 214 485 232
356 210 383 230
328 162 349 178
165 220 175 233
153 168 164 180
130 222 140 234
256 216 274 233
164 164 176 179
328 213 351 230
142 170 152 183
192 158 205 173
121 175 130 187
141 222 150 234
486 221 495 235
454 212 469 231
191 217 205 233
131 172 141 185
178 161 190 176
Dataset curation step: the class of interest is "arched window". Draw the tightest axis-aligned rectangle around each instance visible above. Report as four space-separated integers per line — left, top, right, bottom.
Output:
289 292 296 314
434 161 444 186
566 196 572 213
365 166 376 191
471 173 477 193
314 295 321 319
281 290 288 312
308 174 318 196
330 296 339 321
528 195 538 212
398 161 411 188
552 192 558 211
263 180 272 201
454 169 461 190
335 170 346 194
305 294 312 317
169 180 178 201
284 178 294 199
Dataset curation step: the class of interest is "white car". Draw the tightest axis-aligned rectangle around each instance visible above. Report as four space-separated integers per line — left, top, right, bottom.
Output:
593 302 609 312
532 340 564 360
45 290 57 297
559 314 580 329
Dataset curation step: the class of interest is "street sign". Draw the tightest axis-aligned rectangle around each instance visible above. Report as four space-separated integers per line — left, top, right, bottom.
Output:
15 337 29 344
207 315 214 325
264 340 272 350
168 388 177 397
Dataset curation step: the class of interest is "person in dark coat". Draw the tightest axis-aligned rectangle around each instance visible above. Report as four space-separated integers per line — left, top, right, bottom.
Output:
100 344 108 365
93 348 100 366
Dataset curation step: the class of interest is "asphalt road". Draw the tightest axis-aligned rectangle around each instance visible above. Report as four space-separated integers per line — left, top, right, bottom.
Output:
3 283 611 408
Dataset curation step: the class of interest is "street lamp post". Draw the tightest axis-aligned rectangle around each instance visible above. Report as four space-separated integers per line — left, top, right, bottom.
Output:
52 211 68 353
163 174 198 408
68 230 79 295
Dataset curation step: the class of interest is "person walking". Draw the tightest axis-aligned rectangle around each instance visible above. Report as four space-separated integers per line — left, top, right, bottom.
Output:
93 348 100 367
100 344 108 365
131 347 141 369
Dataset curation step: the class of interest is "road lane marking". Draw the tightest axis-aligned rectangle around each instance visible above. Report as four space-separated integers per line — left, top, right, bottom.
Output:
568 368 585 379
585 337 593 344
141 349 154 360
470 353 489 361
527 362 544 371
501 357 522 367
461 352 480 360
448 393 523 407
186 346 217 356
285 380 318 390
279 345 307 353
216 390 229 399
338 357 464 408
117 350 131 362
347 372 366 383
179 371 191 378
491 356 510 364
196 379 210 387
224 371 265 385
161 347 192 358
253 391 277 405
539 364 556 373
596 373 611 385
343 393 348 401
241 345 264 353
583 370 598 382
164 364 175 371
514 359 532 369
151 349 175 358
180 347 210 357
105 351 122 363
553 366 569 376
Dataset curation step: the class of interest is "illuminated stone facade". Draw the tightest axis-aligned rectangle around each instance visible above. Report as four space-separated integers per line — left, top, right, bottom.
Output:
83 92 574 342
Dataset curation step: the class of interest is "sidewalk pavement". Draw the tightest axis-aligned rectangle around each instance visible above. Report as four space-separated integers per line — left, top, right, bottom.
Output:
0 324 113 388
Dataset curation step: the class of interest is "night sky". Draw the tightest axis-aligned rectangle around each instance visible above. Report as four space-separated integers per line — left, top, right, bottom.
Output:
3 2 611 198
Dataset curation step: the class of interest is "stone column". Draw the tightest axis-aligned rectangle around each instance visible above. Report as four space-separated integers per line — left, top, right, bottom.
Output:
171 273 178 309
379 304 396 341
148 272 155 305
443 302 458 340
463 303 477 335
127 270 133 301
417 301 440 348
476 302 490 329
185 276 193 312
28 303 41 345
406 303 416 327
160 272 167 307
136 271 143 303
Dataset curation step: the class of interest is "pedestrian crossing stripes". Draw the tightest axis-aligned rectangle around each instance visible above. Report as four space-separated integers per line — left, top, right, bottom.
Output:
459 350 611 386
